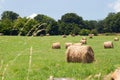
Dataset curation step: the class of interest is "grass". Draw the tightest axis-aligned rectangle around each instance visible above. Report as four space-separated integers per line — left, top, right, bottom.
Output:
0 35 120 80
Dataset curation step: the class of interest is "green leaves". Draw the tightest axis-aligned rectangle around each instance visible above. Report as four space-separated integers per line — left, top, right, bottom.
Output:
1 11 19 21
1 11 120 36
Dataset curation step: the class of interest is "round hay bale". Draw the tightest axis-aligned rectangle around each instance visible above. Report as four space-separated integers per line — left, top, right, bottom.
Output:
111 69 120 80
65 42 72 49
88 34 93 38
0 33 3 36
49 76 75 80
46 33 50 36
71 34 75 37
52 42 61 49
114 37 119 41
73 43 83 46
82 37 87 40
80 39 87 44
92 34 94 36
104 41 113 48
66 45 94 63
40 34 44 37
62 35 67 38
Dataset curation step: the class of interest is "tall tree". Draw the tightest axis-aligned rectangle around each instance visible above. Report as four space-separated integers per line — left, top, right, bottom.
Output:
46 22 59 35
111 12 120 32
0 19 13 35
84 20 97 30
34 14 58 35
103 12 115 32
58 13 85 35
13 17 27 35
61 13 84 25
97 20 104 33
34 14 55 24
1 11 19 21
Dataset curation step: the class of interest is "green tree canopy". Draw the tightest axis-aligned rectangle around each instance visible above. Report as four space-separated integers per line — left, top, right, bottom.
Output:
84 20 97 30
0 18 13 35
103 12 120 33
34 14 55 24
1 11 19 21
61 13 84 25
58 13 85 35
34 14 58 35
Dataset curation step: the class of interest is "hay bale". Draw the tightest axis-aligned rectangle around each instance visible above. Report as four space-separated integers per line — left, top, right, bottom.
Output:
114 37 119 41
73 43 83 46
46 33 50 36
71 34 75 37
111 69 120 80
104 41 113 48
80 39 87 44
52 42 61 49
103 69 120 80
62 35 67 38
82 37 87 40
92 34 94 36
65 42 72 49
0 33 3 36
49 76 74 80
40 34 44 37
103 73 112 80
88 34 93 38
66 45 94 63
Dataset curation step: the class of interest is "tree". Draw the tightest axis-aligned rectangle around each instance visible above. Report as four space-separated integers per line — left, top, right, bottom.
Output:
84 20 97 30
58 21 78 35
97 20 104 33
34 14 44 23
1 11 19 21
103 12 115 32
102 12 120 33
61 13 83 25
32 23 47 36
90 29 98 36
19 18 39 36
58 13 84 35
79 29 90 35
60 13 85 29
47 22 59 35
34 14 58 35
0 19 13 35
111 12 120 32
34 14 55 24
0 20 2 33
58 21 67 35
13 17 27 35
71 25 80 35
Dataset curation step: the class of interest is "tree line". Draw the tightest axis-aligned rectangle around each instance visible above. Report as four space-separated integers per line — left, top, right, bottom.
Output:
0 11 120 36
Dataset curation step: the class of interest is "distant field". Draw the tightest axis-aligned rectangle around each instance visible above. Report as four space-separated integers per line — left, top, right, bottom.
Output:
0 36 120 80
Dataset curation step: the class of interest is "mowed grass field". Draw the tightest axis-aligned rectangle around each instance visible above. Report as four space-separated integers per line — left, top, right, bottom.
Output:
0 36 120 80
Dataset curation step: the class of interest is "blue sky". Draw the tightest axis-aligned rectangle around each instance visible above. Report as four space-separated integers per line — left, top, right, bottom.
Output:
0 0 120 20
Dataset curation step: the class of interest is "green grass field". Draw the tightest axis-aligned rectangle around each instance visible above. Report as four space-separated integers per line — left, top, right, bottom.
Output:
0 36 120 80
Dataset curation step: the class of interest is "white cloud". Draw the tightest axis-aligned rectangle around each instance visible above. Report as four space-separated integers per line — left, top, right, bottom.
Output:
109 0 120 12
27 13 37 19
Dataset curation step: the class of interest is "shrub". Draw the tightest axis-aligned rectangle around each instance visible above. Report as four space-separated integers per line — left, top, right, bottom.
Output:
79 29 90 36
90 29 98 36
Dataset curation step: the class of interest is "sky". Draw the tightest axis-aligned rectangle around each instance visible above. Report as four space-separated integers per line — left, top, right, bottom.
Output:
0 0 120 20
